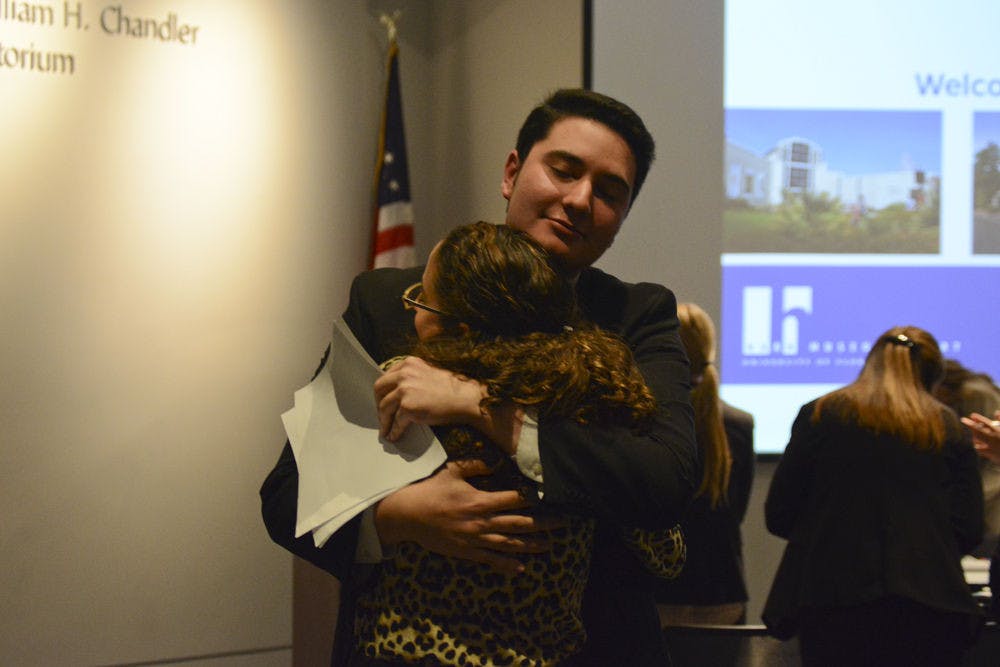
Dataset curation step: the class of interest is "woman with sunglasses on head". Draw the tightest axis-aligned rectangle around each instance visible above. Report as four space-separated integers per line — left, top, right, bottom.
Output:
348 221 683 666
763 326 984 666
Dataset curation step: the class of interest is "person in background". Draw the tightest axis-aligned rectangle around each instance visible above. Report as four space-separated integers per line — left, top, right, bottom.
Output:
934 359 1000 556
260 88 697 666
964 410 1000 464
653 302 755 626
763 325 984 666
962 409 1000 618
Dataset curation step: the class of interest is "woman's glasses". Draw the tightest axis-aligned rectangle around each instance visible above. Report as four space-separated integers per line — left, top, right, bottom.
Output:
401 283 453 318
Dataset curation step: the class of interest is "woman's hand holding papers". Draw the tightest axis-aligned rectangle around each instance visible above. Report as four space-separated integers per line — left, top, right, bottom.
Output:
374 356 523 456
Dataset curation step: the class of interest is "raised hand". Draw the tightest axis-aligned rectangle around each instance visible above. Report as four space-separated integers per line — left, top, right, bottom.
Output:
374 356 485 441
961 410 1000 464
374 356 523 455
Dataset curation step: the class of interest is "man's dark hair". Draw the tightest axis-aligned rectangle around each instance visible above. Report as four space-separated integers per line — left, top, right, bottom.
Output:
514 88 656 205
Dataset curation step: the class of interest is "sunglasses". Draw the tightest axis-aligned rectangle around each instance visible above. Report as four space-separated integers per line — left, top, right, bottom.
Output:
401 283 454 318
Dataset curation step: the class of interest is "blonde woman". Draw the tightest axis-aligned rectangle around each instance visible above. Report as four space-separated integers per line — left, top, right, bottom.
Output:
654 302 755 626
764 326 984 666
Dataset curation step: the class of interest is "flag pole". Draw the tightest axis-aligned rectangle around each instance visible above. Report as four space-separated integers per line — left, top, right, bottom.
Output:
370 10 416 269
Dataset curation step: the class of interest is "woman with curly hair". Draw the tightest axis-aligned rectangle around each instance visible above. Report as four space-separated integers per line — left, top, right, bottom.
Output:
406 221 655 428
763 325 984 666
349 221 682 666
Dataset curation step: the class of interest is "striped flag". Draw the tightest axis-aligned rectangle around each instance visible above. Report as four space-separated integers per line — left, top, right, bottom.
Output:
370 40 415 269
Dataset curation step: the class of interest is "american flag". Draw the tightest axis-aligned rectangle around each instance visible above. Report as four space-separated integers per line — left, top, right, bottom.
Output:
370 40 415 269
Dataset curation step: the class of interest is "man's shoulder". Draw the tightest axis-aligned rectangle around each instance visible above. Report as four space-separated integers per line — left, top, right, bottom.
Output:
352 265 425 294
345 266 424 361
349 266 425 312
578 266 674 299
575 267 677 336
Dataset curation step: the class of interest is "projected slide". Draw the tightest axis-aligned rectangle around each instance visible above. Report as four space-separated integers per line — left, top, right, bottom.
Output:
722 0 1000 453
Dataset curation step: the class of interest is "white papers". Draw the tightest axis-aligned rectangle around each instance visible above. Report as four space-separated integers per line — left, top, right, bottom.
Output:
283 318 446 548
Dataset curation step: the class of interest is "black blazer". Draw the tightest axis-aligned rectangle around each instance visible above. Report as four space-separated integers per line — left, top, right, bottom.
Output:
763 400 984 639
260 264 697 664
653 401 755 606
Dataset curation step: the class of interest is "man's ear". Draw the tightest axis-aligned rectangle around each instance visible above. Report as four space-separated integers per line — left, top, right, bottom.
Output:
501 150 520 201
457 321 470 336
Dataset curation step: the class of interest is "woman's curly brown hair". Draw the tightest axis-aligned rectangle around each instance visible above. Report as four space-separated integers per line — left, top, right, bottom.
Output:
410 222 655 427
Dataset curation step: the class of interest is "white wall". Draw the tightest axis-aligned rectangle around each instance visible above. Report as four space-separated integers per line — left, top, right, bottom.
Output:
1 1 397 664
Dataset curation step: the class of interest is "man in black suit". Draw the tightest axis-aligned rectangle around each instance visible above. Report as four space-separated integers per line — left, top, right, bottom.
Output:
261 88 697 665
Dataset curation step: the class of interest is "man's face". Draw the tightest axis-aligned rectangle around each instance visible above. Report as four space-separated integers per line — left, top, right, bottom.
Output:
502 117 636 276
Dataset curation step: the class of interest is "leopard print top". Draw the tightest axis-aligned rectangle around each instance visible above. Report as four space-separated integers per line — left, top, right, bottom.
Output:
354 425 594 666
351 369 686 666
623 525 686 580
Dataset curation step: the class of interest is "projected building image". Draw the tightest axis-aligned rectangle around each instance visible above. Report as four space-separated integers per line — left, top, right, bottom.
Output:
974 111 1000 254
724 109 941 253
